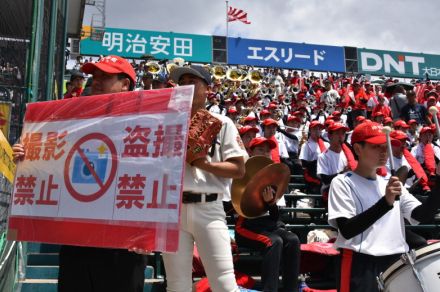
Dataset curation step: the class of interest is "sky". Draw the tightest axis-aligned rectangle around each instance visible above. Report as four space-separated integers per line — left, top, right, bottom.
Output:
82 0 440 55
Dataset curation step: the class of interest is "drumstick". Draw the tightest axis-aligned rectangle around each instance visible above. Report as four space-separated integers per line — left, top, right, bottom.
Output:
382 126 395 176
383 126 400 201
429 106 440 138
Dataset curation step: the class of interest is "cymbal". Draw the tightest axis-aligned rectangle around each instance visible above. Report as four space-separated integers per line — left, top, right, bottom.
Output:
231 156 272 218
231 156 290 218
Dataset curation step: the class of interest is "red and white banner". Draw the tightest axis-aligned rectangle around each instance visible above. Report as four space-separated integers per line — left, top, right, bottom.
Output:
7 86 194 252
227 6 251 24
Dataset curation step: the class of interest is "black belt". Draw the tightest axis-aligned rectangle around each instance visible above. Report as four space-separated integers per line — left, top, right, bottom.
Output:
182 192 218 204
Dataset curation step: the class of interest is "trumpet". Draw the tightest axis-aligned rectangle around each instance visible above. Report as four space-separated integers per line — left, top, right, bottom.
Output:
145 61 161 75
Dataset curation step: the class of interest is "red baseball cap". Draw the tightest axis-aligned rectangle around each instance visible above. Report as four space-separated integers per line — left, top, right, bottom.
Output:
356 116 366 122
408 119 417 125
384 117 393 124
260 109 271 116
249 137 277 150
390 130 408 141
287 115 301 123
268 103 278 110
228 107 238 114
81 55 136 84
372 111 384 118
262 118 278 127
309 121 324 129
420 126 435 135
244 116 257 122
328 122 349 132
332 111 342 116
393 120 410 129
239 126 259 136
351 121 400 146
324 119 335 127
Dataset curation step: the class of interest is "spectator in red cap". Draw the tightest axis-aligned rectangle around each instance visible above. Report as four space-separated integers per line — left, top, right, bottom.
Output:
389 130 430 195
426 92 440 125
328 121 440 292
206 93 226 115
371 111 384 124
393 120 410 132
407 119 419 147
372 94 391 119
299 121 328 193
317 122 354 204
411 126 440 177
278 115 305 175
383 116 393 128
262 118 289 163
227 106 239 123
400 90 427 125
15 55 144 292
239 126 260 153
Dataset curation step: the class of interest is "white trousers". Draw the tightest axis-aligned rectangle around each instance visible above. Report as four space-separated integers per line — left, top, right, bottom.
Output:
162 200 239 292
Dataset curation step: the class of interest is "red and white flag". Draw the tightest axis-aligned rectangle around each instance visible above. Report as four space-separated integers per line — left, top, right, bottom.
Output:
228 6 251 24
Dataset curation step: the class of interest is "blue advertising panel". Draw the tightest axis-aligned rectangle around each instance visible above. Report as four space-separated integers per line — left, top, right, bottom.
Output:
228 37 345 72
80 26 213 63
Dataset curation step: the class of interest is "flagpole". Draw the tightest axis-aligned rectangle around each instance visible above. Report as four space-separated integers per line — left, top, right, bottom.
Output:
225 0 229 64
226 0 229 38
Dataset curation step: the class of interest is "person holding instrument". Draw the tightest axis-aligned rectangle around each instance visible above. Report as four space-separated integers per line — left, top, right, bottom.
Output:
328 121 440 292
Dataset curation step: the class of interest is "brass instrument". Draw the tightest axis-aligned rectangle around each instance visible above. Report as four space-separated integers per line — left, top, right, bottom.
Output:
226 68 242 82
212 65 227 80
248 70 264 84
145 61 161 75
231 156 290 218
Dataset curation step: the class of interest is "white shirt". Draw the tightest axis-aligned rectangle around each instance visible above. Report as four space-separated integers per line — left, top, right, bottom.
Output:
410 143 440 164
317 149 348 177
184 113 247 196
274 132 289 159
328 172 421 256
284 129 302 154
299 139 329 161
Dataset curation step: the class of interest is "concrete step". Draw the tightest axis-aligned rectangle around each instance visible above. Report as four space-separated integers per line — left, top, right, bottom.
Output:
26 243 61 253
26 253 59 266
20 278 165 292
25 265 155 280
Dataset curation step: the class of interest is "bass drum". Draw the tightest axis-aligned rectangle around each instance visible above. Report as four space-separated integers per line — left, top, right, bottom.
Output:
379 242 440 292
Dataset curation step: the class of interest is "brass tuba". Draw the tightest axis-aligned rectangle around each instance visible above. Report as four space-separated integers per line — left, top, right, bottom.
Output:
212 65 227 80
248 70 264 84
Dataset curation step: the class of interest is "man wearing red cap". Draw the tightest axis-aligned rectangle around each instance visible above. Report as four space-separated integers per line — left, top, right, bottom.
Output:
411 126 440 178
262 118 289 163
389 130 430 195
13 55 144 292
371 94 391 119
299 121 328 193
328 121 440 292
317 122 355 204
407 119 419 147
239 126 260 153
235 137 301 292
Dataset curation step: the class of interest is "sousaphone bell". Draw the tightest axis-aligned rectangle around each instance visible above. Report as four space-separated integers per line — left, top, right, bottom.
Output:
231 156 290 218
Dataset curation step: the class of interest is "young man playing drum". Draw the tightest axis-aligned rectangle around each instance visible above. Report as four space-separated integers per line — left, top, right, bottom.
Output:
328 121 440 292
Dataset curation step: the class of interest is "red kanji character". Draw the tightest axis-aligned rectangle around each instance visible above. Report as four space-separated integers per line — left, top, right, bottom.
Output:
152 125 164 158
22 132 43 161
116 174 146 209
162 124 184 157
122 125 151 157
42 131 67 161
147 174 177 209
14 175 37 205
36 175 58 205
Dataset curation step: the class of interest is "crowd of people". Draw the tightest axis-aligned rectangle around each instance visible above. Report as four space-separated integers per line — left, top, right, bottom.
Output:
30 55 440 291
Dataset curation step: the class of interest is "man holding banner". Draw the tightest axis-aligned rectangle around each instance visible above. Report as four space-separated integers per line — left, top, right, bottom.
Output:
12 55 146 292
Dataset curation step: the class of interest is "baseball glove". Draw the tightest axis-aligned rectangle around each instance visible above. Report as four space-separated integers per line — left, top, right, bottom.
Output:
186 109 222 164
